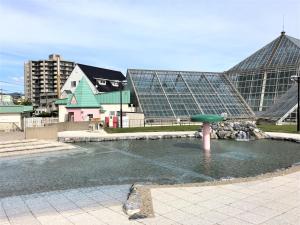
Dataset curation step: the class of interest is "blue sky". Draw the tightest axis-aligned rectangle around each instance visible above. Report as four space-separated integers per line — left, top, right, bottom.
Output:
0 0 299 93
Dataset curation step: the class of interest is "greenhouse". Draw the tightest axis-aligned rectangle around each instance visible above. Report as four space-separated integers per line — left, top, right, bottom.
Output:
259 83 299 124
226 31 300 112
127 69 255 121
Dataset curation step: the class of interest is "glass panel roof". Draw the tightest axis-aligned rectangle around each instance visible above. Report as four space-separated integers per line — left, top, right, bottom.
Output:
127 69 254 119
228 34 300 71
259 83 299 120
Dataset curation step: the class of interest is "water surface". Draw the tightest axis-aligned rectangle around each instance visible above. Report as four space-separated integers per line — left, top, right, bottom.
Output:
0 139 299 197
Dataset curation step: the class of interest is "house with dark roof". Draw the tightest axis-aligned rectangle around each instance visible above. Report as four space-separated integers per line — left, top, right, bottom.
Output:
61 64 126 95
56 77 135 123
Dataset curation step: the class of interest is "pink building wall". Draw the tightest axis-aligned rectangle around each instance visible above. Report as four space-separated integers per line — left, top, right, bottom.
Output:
67 108 100 122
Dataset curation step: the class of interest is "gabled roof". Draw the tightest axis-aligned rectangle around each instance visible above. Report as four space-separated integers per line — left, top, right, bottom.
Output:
66 77 99 108
228 32 300 71
77 64 126 93
77 64 125 81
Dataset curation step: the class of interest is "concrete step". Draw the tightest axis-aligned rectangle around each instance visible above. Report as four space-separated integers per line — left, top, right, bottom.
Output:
0 145 76 157
0 141 49 149
0 139 38 145
0 142 75 153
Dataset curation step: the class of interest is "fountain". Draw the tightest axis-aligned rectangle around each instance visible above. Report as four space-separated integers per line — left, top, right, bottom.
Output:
236 130 250 141
191 114 224 151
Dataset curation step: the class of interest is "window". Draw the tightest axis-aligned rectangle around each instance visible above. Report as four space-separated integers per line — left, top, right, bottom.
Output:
87 114 93 119
98 79 106 85
112 81 119 87
71 81 76 88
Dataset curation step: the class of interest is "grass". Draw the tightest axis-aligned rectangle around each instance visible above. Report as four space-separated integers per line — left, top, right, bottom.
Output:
104 125 200 133
257 124 298 133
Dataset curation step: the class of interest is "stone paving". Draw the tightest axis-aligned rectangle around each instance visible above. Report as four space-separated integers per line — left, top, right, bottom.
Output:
266 132 300 142
140 170 300 225
1 170 299 225
0 185 142 225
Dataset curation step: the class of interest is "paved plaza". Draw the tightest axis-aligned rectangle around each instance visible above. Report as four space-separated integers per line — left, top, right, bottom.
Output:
0 169 299 225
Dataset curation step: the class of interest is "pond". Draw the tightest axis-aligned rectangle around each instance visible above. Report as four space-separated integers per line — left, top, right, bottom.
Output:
0 139 299 197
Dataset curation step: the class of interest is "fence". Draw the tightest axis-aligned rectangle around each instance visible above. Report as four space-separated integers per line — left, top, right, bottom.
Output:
24 117 59 128
112 119 201 128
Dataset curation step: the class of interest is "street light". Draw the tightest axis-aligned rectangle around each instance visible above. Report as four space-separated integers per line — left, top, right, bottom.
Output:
119 80 127 128
291 74 300 132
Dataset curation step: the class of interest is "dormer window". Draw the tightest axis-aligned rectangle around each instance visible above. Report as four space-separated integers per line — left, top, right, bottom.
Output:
112 81 119 87
98 79 106 85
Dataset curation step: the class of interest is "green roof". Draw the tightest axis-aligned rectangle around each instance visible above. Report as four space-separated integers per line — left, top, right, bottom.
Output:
66 77 99 108
0 105 33 114
55 98 68 105
95 90 131 104
55 94 72 105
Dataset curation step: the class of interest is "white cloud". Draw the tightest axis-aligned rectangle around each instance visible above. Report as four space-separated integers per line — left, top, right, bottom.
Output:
12 76 24 83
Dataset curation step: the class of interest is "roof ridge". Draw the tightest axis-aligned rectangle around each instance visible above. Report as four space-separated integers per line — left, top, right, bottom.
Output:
285 35 300 49
77 63 122 73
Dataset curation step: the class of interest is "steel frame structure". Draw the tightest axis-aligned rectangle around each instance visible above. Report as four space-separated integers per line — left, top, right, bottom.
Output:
127 69 255 121
226 32 300 112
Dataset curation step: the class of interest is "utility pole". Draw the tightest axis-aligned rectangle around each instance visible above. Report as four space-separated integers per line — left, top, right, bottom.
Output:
297 74 300 133
291 74 300 132
120 82 123 128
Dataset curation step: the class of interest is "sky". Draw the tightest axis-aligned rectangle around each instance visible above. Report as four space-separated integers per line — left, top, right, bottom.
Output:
0 0 299 93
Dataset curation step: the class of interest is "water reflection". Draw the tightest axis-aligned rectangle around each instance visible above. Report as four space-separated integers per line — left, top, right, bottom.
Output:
203 150 211 173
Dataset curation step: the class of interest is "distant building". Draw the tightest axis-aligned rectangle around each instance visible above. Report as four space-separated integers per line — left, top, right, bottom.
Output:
24 54 75 111
0 104 33 131
0 94 13 104
56 77 137 125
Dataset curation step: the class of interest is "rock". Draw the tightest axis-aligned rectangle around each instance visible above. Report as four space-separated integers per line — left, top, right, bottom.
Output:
148 136 159 140
251 129 267 139
211 121 267 140
217 130 231 139
163 135 173 139
210 130 218 139
194 131 202 138
123 184 142 218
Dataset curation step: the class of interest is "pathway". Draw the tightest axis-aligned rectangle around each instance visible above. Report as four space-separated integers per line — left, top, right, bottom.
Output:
0 170 299 225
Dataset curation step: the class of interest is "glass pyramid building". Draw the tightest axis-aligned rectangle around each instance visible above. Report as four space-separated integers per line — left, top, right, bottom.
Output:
226 31 300 112
127 69 254 121
259 82 299 124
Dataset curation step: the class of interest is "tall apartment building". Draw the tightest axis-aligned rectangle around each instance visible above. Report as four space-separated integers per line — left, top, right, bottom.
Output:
24 54 75 111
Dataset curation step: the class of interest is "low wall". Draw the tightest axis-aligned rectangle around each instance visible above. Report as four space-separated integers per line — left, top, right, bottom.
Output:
55 121 90 131
25 121 90 140
25 126 58 140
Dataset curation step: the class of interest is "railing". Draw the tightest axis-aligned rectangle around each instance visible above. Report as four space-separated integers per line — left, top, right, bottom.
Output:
112 119 201 128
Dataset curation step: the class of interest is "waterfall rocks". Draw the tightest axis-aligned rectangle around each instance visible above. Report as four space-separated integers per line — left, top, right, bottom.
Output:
210 121 268 140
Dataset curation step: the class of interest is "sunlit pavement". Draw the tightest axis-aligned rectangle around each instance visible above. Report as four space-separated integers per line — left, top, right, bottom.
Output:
140 170 300 225
0 170 299 225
